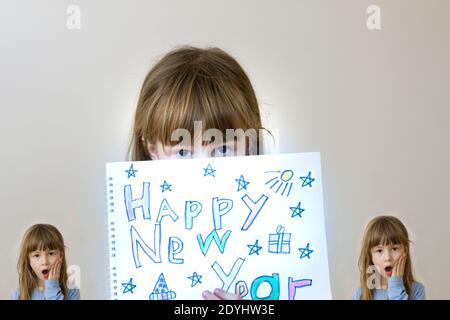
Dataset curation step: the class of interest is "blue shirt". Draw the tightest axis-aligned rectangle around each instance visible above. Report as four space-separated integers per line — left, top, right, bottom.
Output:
352 276 425 300
11 279 80 300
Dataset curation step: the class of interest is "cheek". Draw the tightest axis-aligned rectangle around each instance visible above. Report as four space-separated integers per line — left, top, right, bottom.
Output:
168 154 183 160
29 260 36 269
394 251 403 260
371 254 382 265
29 260 40 272
49 254 61 264
150 152 170 160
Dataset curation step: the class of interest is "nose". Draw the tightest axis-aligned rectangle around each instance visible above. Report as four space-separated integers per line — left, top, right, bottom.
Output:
192 149 209 159
384 250 393 261
41 253 49 265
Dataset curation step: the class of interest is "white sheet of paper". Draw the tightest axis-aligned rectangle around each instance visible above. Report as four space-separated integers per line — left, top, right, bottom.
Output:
106 152 331 300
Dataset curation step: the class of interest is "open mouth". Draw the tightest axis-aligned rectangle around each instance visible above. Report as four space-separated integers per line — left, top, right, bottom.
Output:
384 266 393 276
42 269 49 278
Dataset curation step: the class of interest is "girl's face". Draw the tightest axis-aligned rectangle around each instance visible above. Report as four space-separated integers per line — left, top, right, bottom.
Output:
370 243 406 278
29 249 62 283
147 139 246 160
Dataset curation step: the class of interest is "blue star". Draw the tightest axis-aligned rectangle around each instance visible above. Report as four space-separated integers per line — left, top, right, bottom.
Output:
187 272 202 287
290 202 305 218
125 164 138 179
122 278 136 294
300 171 315 187
203 163 216 177
247 240 262 255
160 180 172 192
298 243 314 259
235 175 250 191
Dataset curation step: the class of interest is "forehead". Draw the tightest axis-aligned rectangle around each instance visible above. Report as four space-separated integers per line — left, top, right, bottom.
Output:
25 227 62 251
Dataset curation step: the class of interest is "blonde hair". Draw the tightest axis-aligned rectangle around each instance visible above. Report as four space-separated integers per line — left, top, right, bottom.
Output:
128 46 264 160
17 224 69 300
358 216 415 300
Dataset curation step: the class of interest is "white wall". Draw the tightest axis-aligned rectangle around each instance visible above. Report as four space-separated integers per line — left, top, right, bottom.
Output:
1 0 449 299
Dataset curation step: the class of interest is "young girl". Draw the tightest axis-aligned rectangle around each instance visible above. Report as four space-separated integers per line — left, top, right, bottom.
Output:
353 216 425 300
128 45 266 162
12 224 80 300
128 46 266 299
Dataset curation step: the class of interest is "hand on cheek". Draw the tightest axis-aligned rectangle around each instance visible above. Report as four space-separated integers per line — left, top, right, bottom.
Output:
392 254 406 278
49 258 62 280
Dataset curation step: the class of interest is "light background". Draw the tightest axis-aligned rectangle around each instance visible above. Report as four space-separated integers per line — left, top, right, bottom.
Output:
1 0 449 299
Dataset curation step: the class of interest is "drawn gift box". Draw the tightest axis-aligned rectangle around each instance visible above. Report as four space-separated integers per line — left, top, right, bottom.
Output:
268 225 291 254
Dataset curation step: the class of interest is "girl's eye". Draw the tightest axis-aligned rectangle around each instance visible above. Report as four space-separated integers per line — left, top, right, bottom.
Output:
214 145 230 157
49 251 54 255
176 149 191 158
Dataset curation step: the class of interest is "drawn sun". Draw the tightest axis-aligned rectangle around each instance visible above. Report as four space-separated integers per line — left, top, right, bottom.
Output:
264 170 294 197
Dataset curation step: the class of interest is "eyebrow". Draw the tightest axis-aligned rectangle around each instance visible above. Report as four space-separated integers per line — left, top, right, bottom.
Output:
30 249 56 254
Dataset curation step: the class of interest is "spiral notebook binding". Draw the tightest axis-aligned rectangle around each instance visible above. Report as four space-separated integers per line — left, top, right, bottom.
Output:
106 175 118 299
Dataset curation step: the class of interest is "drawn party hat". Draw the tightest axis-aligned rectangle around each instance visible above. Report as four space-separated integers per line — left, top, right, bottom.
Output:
149 273 176 300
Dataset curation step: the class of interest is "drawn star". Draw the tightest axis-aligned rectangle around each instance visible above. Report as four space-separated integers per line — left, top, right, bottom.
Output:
187 272 202 287
125 164 138 179
203 163 216 177
122 278 136 294
160 180 172 192
290 202 305 218
298 243 314 259
300 171 315 187
247 240 262 255
235 175 250 191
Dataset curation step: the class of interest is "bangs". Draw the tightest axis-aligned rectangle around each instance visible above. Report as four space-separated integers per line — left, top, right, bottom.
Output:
25 226 64 253
367 218 408 248
141 52 259 146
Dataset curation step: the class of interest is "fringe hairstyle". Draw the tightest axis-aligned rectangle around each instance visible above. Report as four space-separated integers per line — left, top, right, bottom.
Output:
17 224 68 300
128 46 265 160
358 216 415 300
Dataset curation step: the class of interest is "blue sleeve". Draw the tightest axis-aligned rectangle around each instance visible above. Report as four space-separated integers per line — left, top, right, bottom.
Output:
387 277 425 300
44 280 81 300
11 289 19 300
352 287 361 300
387 277 408 300
67 288 81 300
410 282 426 300
44 279 65 300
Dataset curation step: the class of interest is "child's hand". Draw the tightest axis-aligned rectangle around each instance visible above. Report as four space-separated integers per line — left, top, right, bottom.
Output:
202 288 242 300
392 254 406 278
48 258 62 280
